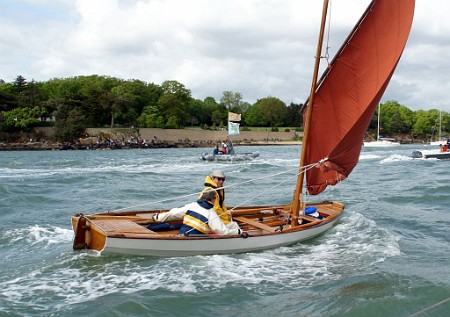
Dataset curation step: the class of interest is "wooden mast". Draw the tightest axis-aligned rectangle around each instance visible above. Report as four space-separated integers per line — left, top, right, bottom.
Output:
291 0 329 226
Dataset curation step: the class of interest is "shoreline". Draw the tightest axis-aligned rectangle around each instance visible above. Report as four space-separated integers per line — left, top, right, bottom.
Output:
0 140 304 151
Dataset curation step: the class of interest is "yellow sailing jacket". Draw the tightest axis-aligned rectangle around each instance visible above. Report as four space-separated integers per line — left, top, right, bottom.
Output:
200 175 232 224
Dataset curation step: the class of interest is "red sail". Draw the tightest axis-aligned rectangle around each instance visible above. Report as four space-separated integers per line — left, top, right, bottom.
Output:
305 0 415 195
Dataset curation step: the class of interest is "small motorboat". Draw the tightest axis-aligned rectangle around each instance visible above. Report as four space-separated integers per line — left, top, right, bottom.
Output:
201 151 259 162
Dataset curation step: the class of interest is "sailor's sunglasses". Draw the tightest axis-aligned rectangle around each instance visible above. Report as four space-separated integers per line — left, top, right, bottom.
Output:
216 177 225 181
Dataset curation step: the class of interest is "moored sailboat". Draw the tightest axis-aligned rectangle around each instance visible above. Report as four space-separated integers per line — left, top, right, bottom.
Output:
71 0 415 257
364 104 401 147
429 110 445 145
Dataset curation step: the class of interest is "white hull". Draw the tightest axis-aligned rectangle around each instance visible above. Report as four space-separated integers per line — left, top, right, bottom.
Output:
412 149 450 160
72 202 344 257
103 218 338 256
429 141 446 146
363 140 400 148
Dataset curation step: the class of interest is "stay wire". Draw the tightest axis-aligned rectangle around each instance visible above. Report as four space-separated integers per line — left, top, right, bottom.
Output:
408 297 450 317
228 160 321 212
323 0 332 64
109 165 315 213
183 161 323 235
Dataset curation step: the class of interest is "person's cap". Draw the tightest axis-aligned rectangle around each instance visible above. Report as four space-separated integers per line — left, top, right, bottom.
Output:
210 170 225 178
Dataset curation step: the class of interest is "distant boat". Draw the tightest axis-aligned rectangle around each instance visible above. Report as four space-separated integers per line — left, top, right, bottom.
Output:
429 140 443 146
364 138 401 148
412 148 450 159
413 139 450 159
364 104 401 147
201 112 259 162
201 149 260 162
70 0 415 257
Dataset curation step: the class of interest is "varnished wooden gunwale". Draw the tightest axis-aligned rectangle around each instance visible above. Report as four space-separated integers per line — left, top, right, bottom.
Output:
71 201 345 251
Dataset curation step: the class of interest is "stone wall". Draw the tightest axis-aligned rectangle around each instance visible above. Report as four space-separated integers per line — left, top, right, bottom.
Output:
85 128 300 143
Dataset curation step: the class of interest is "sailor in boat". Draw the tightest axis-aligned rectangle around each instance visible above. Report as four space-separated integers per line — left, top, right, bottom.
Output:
213 145 220 155
152 170 242 232
201 170 241 232
151 190 246 236
179 190 246 236
221 142 227 154
226 140 235 155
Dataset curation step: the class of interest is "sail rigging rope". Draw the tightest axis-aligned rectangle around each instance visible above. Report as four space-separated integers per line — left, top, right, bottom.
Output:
180 160 324 235
408 296 450 317
229 159 322 213
109 161 322 213
322 0 333 65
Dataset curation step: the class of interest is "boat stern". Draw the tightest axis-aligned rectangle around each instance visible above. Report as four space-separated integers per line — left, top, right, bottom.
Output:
71 214 107 252
412 150 423 158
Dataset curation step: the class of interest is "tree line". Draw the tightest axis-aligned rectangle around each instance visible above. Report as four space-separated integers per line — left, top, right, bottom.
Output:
0 75 447 142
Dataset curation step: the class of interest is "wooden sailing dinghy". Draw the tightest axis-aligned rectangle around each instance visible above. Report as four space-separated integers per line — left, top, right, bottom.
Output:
71 0 415 257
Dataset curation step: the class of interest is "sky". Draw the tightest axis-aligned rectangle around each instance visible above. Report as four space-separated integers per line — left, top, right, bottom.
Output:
0 0 448 111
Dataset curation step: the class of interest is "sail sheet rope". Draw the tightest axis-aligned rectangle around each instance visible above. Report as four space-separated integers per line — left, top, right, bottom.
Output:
109 160 324 213
227 160 323 212
408 296 450 317
175 161 324 236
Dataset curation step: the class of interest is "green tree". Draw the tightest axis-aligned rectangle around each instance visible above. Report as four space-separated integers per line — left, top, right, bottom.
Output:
380 100 414 135
161 80 191 102
441 112 449 137
220 91 243 110
245 97 287 127
412 110 432 137
17 80 45 109
159 81 192 127
54 103 86 142
107 85 136 128
211 109 225 127
258 97 287 127
411 109 447 139
205 96 227 125
245 104 267 126
165 115 179 129
12 75 27 94
285 102 302 128
0 82 17 111
2 106 47 131
158 93 188 128
137 105 161 128
189 99 211 126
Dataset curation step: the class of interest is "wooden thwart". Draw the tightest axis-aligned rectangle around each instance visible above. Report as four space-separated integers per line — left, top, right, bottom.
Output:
234 216 277 233
300 215 321 223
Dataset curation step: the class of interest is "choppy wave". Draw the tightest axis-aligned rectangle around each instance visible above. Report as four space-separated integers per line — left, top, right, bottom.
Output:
0 210 402 315
380 154 414 164
0 145 448 316
3 225 73 247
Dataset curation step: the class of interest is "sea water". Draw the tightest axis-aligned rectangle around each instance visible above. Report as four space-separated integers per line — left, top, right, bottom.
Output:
0 145 448 317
